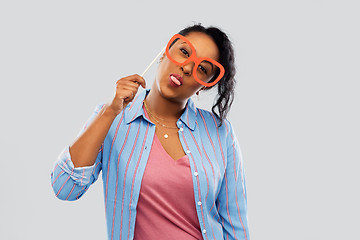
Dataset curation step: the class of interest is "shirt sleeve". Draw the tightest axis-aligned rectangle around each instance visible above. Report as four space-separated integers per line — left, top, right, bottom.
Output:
50 103 106 201
216 120 250 240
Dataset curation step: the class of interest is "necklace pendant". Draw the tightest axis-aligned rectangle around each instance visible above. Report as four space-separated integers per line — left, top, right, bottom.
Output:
164 134 169 139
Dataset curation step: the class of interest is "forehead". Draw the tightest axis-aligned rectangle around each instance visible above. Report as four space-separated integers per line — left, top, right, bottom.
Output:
183 32 219 62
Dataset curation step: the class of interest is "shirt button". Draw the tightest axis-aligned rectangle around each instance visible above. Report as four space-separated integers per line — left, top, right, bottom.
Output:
186 150 191 154
180 127 184 131
178 121 181 125
202 229 207 234
194 171 198 176
197 201 202 206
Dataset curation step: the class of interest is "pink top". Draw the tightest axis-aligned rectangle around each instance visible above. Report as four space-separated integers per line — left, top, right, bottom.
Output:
133 106 203 240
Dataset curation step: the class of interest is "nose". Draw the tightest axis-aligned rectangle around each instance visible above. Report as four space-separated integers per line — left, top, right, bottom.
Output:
181 61 195 76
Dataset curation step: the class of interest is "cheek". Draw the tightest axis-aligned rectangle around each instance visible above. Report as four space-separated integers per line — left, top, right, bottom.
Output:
158 58 173 74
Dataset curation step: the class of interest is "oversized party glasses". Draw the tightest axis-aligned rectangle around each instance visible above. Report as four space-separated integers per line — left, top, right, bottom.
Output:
141 34 225 87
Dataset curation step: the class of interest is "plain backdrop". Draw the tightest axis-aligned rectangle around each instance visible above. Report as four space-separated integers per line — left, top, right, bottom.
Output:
0 0 359 239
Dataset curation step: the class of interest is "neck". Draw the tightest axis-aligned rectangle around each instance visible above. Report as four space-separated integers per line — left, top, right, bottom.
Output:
144 87 186 121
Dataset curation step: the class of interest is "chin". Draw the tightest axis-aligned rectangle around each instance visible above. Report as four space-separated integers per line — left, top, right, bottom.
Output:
159 81 176 97
157 80 184 103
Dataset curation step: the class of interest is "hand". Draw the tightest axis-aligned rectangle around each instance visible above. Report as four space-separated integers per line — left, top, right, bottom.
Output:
107 74 146 115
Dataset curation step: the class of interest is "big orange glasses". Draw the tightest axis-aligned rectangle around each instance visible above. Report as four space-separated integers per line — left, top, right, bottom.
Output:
165 34 225 87
141 34 225 87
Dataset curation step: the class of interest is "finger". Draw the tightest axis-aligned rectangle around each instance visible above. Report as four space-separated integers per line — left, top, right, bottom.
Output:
132 74 146 89
116 84 140 97
116 86 138 100
120 85 139 95
117 80 141 89
117 91 133 102
123 74 146 89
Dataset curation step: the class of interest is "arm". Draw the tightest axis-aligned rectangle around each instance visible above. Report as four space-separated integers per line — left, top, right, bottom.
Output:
50 103 117 201
50 74 146 201
69 103 117 168
216 120 250 240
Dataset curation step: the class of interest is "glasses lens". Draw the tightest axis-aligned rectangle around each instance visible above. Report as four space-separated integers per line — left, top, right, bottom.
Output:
195 59 219 85
167 37 192 64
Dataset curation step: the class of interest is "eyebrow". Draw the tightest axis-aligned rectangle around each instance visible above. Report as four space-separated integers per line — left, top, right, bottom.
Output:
202 60 214 71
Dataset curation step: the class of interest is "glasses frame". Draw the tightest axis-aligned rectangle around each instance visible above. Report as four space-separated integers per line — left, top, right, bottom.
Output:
165 34 225 87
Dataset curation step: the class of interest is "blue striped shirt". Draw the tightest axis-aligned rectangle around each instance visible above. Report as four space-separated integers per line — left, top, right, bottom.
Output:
51 88 249 240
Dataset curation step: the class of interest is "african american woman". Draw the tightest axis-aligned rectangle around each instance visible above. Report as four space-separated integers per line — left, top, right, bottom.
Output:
51 23 250 240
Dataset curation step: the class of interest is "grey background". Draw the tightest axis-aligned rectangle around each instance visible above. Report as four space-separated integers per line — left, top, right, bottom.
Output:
1 0 359 239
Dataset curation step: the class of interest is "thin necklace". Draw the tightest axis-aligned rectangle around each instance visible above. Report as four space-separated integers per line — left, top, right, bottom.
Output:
143 101 167 121
143 100 179 139
155 125 179 139
143 100 178 128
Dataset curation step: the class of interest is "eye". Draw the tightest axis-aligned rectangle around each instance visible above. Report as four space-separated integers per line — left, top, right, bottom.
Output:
199 65 208 74
180 48 190 57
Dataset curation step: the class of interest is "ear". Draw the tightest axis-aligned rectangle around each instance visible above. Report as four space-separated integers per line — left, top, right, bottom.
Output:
196 86 206 95
160 52 165 61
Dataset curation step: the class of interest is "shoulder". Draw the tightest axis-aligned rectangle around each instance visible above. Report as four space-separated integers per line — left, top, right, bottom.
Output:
196 107 231 137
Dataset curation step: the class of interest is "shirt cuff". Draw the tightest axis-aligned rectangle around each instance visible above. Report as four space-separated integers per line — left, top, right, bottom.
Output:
55 145 96 186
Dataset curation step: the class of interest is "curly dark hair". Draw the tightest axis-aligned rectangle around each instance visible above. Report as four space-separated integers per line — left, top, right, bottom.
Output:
176 23 236 128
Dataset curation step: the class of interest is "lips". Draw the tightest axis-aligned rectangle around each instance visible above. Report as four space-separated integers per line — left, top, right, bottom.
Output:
169 73 183 86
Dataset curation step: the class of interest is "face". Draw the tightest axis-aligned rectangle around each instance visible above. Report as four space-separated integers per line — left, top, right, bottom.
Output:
153 31 220 103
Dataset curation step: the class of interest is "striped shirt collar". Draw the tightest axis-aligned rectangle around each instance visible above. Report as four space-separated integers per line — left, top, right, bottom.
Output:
124 88 197 131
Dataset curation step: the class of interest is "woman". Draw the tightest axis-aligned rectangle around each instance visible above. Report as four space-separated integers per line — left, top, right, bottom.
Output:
51 23 249 240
